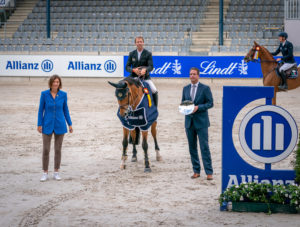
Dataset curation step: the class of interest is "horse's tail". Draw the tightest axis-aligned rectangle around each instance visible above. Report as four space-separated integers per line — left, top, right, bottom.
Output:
129 127 140 145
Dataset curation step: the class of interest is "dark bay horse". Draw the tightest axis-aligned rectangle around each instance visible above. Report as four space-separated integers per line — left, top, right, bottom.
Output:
108 77 162 172
244 41 300 105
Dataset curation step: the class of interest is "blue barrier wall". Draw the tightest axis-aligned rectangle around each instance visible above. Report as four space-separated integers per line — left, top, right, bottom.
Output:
124 56 300 78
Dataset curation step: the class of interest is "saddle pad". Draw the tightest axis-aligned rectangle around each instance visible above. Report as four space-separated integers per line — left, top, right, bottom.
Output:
288 75 298 79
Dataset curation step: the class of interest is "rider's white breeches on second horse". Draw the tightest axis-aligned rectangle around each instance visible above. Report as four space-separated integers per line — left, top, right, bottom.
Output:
144 79 157 93
279 63 296 72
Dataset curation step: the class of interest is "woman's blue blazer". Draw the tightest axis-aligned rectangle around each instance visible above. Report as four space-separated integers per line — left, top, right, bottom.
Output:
37 89 72 135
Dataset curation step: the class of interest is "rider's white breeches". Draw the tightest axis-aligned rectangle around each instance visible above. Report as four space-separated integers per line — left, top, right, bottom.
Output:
279 63 295 72
145 79 157 93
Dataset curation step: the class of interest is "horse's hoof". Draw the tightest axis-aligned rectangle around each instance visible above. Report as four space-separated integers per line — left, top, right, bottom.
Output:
121 155 128 161
131 156 137 162
144 168 152 173
120 165 126 170
156 155 162 161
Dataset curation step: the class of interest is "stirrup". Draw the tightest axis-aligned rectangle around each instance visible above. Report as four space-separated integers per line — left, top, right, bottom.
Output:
278 84 288 90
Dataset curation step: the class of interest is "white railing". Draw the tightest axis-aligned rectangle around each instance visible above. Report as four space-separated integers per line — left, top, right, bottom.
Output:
285 0 300 19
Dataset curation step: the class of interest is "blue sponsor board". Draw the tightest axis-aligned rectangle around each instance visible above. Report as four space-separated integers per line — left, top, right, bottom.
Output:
124 56 300 78
222 86 297 194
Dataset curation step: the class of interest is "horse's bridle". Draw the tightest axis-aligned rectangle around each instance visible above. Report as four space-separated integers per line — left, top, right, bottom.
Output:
248 47 277 63
116 87 140 118
247 46 278 79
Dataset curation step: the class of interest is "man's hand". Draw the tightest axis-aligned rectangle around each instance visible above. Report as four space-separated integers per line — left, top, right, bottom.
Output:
192 105 198 113
69 126 73 133
132 68 141 76
276 58 281 62
140 68 147 76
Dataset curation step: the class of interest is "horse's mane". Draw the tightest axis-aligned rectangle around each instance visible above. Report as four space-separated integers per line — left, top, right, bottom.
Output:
260 45 275 61
124 77 142 88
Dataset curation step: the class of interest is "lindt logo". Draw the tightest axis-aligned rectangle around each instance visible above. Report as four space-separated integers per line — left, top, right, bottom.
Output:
200 61 240 75
151 59 182 75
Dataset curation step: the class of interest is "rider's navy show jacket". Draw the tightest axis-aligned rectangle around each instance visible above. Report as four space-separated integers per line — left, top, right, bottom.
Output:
125 48 153 80
271 40 296 64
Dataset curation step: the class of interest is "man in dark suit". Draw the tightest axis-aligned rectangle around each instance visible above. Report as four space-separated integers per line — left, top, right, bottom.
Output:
271 32 296 90
181 67 214 180
126 36 158 106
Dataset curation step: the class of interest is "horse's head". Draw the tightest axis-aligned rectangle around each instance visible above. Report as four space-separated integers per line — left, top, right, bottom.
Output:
244 41 262 63
108 78 142 117
108 80 131 117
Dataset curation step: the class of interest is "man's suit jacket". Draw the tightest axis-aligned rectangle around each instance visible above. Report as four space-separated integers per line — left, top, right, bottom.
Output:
37 89 72 135
125 49 153 79
271 40 296 63
181 82 213 129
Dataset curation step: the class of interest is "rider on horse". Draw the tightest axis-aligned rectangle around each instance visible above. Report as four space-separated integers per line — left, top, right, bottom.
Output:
125 36 158 107
271 32 296 90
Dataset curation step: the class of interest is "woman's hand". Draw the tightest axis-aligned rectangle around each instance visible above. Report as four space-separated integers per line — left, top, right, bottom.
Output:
69 126 73 133
37 126 42 133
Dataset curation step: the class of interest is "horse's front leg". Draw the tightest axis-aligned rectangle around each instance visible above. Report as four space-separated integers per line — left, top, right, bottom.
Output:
151 121 162 161
121 127 129 169
130 129 137 162
142 131 151 172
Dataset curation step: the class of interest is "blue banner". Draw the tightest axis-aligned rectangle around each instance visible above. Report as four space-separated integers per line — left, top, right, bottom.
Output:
124 56 300 78
222 86 297 193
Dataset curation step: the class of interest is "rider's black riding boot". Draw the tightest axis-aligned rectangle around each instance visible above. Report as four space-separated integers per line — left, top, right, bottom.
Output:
152 92 158 107
278 71 288 90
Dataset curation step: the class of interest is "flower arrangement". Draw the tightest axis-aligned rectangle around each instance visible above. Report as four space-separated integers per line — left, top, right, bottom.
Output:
219 182 300 211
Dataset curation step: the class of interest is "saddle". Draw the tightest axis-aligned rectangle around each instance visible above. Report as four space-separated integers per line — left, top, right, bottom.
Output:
276 62 298 79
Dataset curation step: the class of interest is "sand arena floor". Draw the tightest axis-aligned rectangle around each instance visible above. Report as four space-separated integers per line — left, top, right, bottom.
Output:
0 77 299 227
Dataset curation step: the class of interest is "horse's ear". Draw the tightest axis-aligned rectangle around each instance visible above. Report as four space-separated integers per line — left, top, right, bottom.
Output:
108 81 128 89
254 41 258 46
108 81 118 88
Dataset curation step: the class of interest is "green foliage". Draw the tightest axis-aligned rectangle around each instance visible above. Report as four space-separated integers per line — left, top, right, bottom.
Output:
219 182 300 210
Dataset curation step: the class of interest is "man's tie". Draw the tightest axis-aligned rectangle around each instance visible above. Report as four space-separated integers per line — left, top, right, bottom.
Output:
191 84 196 102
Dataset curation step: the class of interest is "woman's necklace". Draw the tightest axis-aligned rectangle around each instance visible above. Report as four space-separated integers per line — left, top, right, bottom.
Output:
51 90 57 99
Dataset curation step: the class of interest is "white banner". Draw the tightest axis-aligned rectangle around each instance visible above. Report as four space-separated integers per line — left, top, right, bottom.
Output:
0 0 11 7
0 55 124 77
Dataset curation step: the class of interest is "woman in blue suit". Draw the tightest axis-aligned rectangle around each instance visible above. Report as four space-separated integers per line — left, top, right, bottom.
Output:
37 75 73 182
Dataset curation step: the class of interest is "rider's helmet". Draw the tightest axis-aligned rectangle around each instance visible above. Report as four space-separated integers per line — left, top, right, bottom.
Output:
278 32 288 39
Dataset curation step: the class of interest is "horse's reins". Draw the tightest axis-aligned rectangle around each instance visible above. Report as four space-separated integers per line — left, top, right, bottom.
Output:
117 86 140 114
249 47 278 77
117 88 131 110
250 47 277 63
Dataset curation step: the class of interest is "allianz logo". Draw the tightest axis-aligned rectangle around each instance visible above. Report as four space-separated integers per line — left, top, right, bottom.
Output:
6 60 53 72
68 61 102 71
6 60 40 70
227 174 295 189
